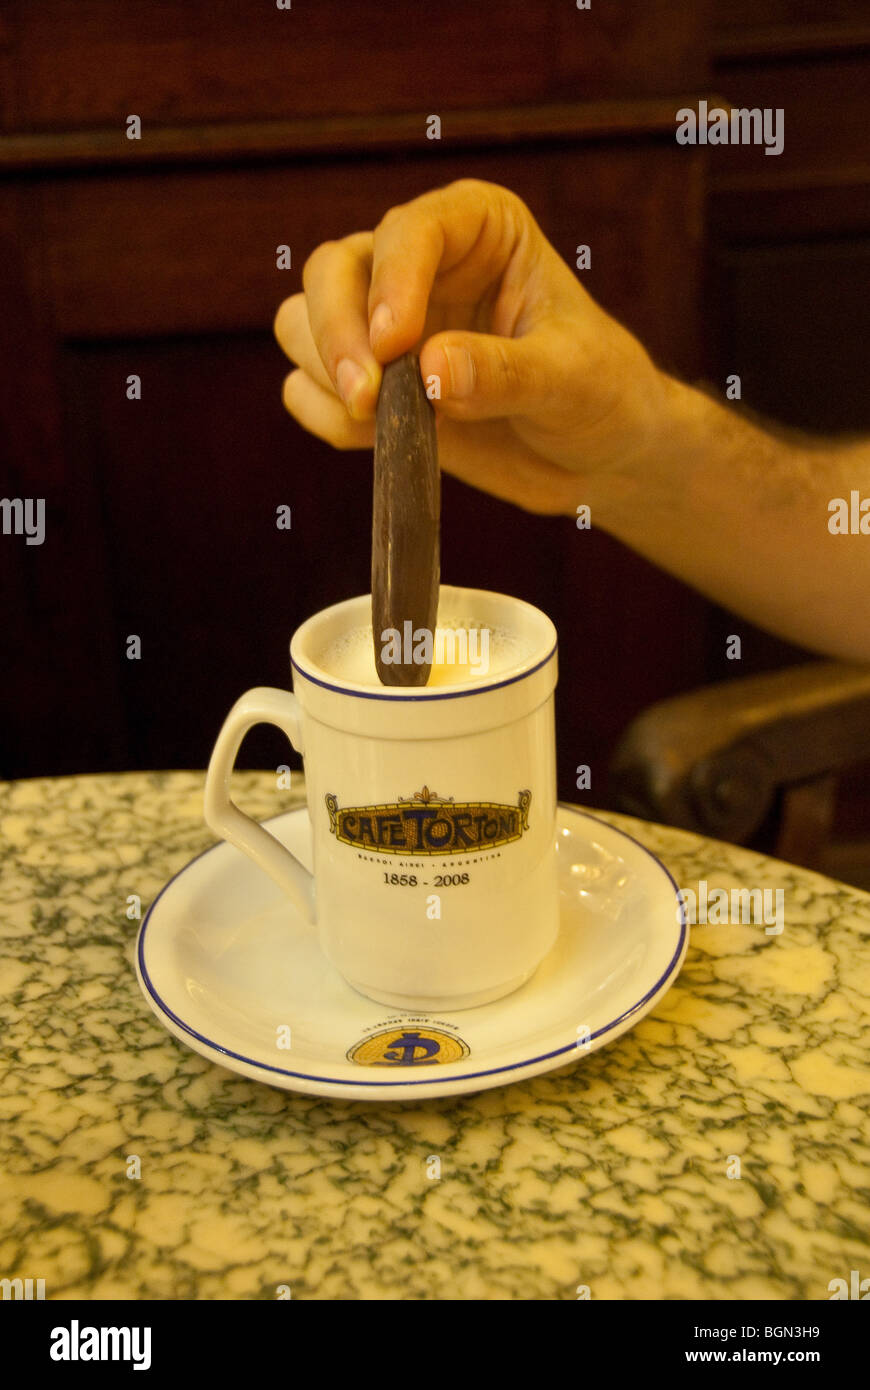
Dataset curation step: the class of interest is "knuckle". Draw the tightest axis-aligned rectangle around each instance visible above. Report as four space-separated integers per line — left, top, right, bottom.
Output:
273 292 303 340
374 203 405 236
301 239 336 287
446 177 510 209
281 366 303 394
492 340 522 396
341 228 374 261
445 177 489 198
273 296 291 341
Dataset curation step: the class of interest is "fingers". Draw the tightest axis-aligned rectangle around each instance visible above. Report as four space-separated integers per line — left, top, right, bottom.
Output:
279 181 530 429
419 328 560 422
273 293 334 393
281 370 375 450
278 178 561 479
367 179 526 360
298 230 381 420
366 201 446 357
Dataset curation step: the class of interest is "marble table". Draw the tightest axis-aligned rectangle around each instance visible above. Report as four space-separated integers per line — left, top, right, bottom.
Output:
1 770 868 1301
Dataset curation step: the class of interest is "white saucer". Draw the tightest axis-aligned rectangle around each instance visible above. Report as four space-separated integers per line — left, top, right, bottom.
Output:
135 805 687 1101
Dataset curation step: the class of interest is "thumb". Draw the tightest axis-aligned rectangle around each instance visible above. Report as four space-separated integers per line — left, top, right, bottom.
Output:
420 329 554 420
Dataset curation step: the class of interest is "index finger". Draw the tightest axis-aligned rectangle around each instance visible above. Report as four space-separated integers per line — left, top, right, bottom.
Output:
367 179 525 360
301 229 380 420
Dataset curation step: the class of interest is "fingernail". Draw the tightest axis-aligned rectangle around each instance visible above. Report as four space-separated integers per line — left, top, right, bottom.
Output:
336 357 367 411
443 345 476 398
369 302 393 345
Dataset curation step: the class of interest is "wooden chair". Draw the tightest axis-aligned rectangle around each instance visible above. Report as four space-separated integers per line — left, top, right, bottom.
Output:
608 662 870 879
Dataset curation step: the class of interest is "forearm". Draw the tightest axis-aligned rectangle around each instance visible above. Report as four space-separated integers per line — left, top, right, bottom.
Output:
591 374 870 663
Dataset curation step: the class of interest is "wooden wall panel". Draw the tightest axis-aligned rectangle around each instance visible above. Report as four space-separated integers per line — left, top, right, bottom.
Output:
702 0 870 748
715 0 870 53
5 0 708 132
715 242 870 431
708 0 870 868
36 144 705 347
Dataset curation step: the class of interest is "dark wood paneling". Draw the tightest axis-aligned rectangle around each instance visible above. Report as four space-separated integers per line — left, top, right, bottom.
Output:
709 55 870 182
0 101 703 173
711 178 870 242
715 241 870 431
703 0 870 743
714 0 870 57
0 188 127 778
5 0 707 133
35 143 706 350
55 334 353 775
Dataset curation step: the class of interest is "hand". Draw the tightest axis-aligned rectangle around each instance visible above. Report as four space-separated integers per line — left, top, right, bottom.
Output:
274 178 669 516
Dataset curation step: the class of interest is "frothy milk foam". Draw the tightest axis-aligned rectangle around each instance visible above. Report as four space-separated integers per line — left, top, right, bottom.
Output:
317 617 535 687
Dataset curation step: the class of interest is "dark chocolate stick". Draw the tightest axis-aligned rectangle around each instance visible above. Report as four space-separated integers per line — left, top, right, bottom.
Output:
372 353 440 686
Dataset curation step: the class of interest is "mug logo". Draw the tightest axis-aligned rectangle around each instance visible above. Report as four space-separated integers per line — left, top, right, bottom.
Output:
347 1026 471 1066
325 786 531 855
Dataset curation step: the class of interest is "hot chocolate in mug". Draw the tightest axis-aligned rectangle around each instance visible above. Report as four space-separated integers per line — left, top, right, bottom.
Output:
204 585 559 1010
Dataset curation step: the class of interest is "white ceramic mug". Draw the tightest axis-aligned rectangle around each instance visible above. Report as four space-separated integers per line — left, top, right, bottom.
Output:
204 585 559 1010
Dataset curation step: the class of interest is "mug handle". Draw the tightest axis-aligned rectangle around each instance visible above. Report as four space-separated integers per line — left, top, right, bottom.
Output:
203 686 315 923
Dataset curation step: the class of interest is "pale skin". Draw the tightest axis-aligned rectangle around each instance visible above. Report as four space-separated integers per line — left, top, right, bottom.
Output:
274 178 870 663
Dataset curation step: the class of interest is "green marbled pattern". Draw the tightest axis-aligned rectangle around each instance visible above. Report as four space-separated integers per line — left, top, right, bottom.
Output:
1 771 868 1300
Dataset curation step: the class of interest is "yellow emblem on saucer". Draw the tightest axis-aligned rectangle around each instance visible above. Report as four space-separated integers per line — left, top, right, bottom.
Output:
348 1026 470 1066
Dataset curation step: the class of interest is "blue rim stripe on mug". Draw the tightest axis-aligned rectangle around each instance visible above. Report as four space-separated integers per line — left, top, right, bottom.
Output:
290 642 558 701
136 807 688 1090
